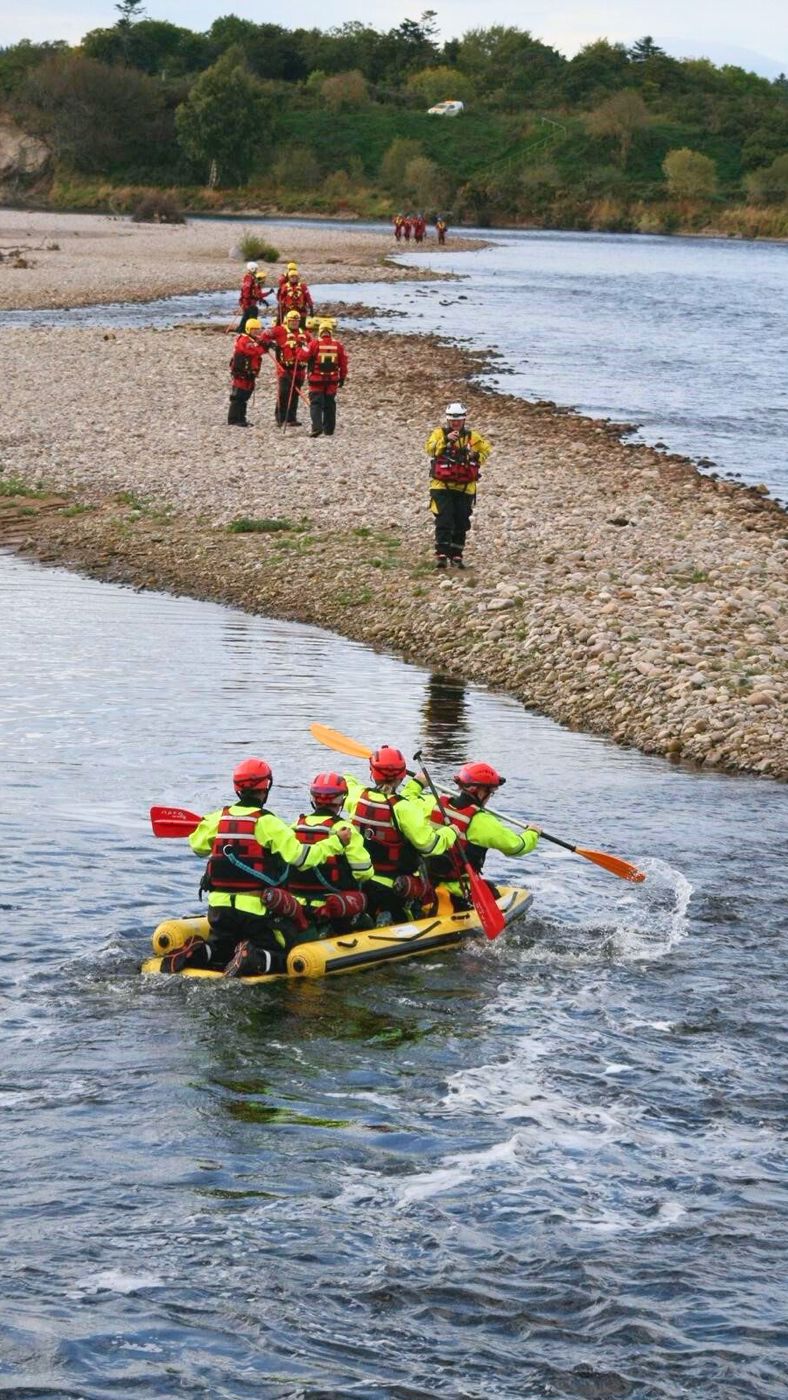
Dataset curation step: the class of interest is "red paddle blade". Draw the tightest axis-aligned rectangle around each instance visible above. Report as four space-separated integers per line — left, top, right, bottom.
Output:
576 847 646 883
150 805 201 838
467 864 507 941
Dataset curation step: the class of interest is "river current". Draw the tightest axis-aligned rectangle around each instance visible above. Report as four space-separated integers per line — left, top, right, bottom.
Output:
1 552 786 1398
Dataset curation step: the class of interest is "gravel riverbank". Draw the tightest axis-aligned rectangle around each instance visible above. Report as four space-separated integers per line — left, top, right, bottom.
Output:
0 213 785 779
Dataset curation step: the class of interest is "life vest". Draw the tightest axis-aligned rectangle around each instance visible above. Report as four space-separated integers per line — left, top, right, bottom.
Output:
427 795 486 878
309 337 342 386
276 328 307 370
288 812 352 896
204 806 288 894
279 282 309 313
430 429 480 485
231 349 253 377
351 790 417 875
230 334 261 381
239 273 261 310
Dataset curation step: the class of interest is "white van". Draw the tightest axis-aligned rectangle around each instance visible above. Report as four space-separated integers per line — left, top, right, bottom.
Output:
427 100 464 116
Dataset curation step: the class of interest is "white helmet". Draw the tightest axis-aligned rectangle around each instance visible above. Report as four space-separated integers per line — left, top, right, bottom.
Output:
445 401 467 418
246 261 258 273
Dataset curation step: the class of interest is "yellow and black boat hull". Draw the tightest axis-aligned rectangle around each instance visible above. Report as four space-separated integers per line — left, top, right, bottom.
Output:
141 886 533 984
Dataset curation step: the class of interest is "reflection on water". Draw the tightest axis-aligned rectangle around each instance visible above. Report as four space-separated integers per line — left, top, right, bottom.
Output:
419 673 472 765
1 552 786 1399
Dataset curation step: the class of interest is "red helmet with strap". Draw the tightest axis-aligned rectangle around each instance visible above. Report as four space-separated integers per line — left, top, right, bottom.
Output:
309 771 348 806
454 761 505 790
369 745 407 785
233 757 273 797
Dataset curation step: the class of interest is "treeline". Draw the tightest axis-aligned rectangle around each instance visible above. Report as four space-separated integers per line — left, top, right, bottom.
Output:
1 8 787 233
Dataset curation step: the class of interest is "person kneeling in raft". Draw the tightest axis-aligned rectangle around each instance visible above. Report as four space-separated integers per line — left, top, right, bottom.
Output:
344 745 459 925
288 772 381 934
160 757 352 977
407 761 541 909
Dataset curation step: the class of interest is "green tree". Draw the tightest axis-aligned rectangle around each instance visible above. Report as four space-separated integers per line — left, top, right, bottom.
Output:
23 52 172 174
175 47 270 185
403 153 447 207
406 65 473 107
563 40 631 102
745 153 788 203
628 36 665 62
380 136 423 192
272 145 321 189
662 147 717 197
115 0 145 23
320 69 369 111
585 88 650 166
455 26 562 105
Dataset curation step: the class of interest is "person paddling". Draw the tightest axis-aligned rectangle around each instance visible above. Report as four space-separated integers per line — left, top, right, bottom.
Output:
288 772 377 933
160 757 351 977
344 745 459 923
408 761 541 907
425 401 492 569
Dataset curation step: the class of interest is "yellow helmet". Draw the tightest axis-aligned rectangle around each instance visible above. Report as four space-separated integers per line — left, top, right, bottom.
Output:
318 319 335 334
244 317 262 331
284 309 301 326
287 261 298 272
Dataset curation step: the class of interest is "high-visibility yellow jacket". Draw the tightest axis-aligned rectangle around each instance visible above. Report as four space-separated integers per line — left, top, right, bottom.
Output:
189 803 347 917
344 773 457 886
404 780 539 893
424 426 492 497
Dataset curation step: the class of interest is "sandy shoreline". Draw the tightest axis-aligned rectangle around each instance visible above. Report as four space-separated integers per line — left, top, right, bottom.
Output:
1 212 786 780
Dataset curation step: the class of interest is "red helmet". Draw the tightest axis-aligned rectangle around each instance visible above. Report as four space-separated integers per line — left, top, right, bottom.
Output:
369 745 407 785
233 757 273 795
454 761 505 790
309 771 348 806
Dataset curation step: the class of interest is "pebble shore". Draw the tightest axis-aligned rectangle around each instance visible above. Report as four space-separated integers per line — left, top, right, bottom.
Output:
1 212 785 780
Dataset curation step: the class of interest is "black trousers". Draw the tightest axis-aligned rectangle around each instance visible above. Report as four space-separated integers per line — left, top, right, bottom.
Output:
430 488 475 559
206 905 291 972
275 374 303 424
228 386 253 424
238 308 260 331
309 391 337 436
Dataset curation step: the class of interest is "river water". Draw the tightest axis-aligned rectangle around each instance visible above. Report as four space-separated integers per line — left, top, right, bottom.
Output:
2 551 786 1398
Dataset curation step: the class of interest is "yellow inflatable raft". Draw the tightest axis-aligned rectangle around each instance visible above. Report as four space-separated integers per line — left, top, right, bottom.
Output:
141 886 533 983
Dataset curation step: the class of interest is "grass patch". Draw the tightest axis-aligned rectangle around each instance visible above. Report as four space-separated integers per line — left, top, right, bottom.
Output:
60 503 98 518
0 477 48 498
336 587 372 607
229 516 302 534
238 231 280 262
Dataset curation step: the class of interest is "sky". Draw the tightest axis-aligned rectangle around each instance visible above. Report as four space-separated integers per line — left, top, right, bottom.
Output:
2 1 786 77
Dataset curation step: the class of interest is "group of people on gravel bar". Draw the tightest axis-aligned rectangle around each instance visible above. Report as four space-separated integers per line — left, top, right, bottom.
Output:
161 750 541 978
230 257 492 568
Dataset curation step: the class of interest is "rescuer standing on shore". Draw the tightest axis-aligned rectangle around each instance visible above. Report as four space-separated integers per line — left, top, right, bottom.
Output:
306 319 348 437
425 402 492 569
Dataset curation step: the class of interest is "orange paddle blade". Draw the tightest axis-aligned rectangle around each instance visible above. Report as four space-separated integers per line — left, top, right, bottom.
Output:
466 864 506 940
576 846 646 883
310 723 372 760
150 805 201 838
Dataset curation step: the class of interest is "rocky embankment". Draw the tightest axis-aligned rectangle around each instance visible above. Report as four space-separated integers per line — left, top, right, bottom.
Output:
0 213 785 780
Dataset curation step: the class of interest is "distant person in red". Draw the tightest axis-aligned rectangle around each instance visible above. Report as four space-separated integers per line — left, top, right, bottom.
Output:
413 215 426 244
402 217 412 242
238 262 273 331
228 318 265 428
277 266 314 327
393 214 404 242
305 318 349 438
259 309 311 426
436 217 448 245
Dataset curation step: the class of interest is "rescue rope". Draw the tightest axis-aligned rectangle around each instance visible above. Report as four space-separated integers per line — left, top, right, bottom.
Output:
223 846 289 887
